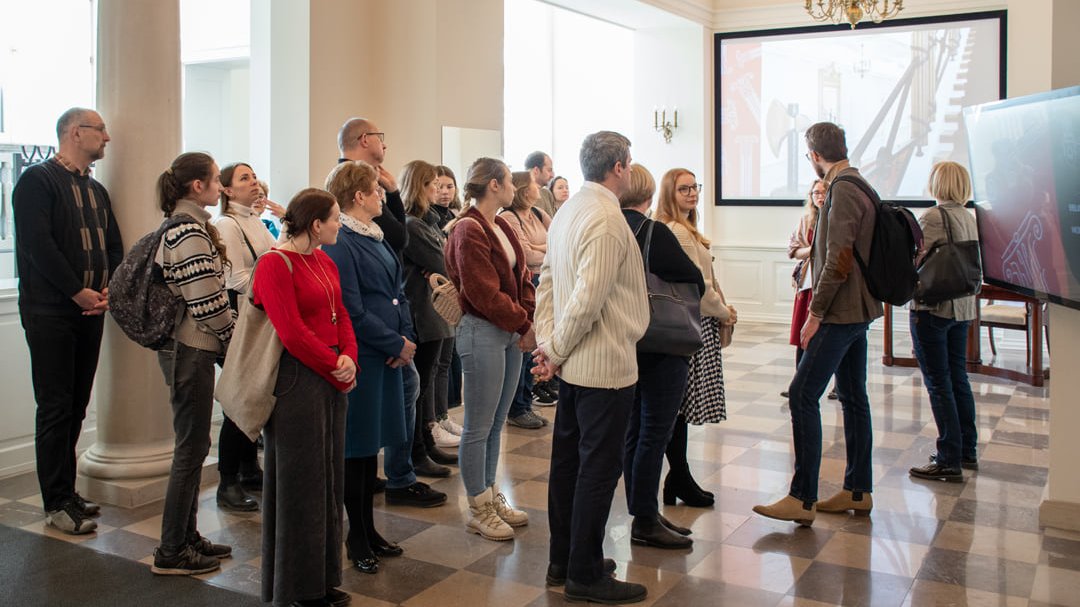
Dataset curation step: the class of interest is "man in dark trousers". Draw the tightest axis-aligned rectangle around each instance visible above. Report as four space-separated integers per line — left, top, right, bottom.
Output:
753 121 883 526
14 107 123 534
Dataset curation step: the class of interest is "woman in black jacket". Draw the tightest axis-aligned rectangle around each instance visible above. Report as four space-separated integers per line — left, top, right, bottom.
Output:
620 164 706 549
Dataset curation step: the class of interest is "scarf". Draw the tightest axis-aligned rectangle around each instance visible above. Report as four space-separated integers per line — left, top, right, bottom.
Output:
341 212 383 241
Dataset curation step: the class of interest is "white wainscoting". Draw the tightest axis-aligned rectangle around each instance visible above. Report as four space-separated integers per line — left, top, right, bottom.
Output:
712 244 796 324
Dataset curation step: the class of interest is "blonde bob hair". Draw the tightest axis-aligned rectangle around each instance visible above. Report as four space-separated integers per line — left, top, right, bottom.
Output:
655 168 709 247
325 160 378 212
619 164 655 209
928 161 972 204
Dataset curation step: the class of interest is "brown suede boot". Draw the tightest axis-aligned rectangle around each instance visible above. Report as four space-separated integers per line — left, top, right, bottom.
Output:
816 489 873 515
752 495 816 527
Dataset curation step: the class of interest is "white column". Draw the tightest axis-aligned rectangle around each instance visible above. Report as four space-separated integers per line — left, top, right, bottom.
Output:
76 0 187 507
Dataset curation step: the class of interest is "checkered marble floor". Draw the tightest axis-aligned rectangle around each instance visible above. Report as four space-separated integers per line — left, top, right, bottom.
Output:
1 321 1076 606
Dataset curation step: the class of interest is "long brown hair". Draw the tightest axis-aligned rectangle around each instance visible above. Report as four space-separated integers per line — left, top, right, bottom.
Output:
656 168 709 247
156 152 229 266
435 165 462 211
400 160 438 219
219 162 253 215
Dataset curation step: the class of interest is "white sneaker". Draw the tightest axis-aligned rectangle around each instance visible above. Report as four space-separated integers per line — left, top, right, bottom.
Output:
466 491 514 541
439 417 464 436
490 485 528 527
431 423 460 448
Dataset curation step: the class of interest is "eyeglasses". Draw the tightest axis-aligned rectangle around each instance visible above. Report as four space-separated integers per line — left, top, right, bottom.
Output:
361 132 385 143
78 124 108 133
677 183 702 195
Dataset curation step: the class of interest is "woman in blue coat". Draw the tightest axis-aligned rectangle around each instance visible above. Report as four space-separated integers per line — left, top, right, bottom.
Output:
324 160 417 574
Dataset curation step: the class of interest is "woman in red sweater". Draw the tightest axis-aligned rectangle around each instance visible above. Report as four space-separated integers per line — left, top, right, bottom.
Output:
252 188 358 607
445 158 536 541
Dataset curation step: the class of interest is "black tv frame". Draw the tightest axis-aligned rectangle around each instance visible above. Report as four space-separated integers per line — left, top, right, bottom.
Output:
714 10 1007 207
970 85 1080 312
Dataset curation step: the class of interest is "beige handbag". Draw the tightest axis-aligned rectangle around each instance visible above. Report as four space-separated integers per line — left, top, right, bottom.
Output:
216 250 291 442
716 283 735 349
429 273 463 327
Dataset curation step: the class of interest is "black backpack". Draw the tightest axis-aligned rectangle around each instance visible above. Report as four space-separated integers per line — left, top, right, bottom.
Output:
108 214 197 350
830 175 923 306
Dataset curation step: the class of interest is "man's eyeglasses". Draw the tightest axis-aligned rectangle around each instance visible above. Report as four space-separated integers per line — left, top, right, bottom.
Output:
360 132 385 143
78 124 108 133
677 183 702 195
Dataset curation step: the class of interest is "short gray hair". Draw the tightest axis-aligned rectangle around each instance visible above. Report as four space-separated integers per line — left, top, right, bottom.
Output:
56 107 92 141
580 131 630 182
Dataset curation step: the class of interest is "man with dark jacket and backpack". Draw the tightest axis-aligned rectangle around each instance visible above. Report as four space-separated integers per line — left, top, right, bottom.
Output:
13 107 123 535
753 121 883 526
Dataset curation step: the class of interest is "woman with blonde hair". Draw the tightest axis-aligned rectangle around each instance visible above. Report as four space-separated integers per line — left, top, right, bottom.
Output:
401 160 459 474
444 157 535 541
907 161 980 483
655 168 737 508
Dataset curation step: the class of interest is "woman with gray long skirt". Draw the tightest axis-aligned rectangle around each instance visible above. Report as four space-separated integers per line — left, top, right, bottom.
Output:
253 188 358 607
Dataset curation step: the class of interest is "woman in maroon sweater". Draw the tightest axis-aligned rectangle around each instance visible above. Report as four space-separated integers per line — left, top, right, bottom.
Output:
252 188 358 607
445 157 536 541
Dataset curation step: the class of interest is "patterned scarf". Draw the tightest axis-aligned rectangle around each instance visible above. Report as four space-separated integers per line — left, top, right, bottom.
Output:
341 212 383 241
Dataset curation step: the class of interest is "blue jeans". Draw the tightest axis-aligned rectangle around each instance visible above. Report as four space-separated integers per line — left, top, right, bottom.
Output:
509 274 541 418
910 311 977 468
624 353 689 517
788 322 873 503
456 314 522 496
383 360 419 489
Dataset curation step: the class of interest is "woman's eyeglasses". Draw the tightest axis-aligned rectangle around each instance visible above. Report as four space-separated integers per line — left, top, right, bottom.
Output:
677 183 702 195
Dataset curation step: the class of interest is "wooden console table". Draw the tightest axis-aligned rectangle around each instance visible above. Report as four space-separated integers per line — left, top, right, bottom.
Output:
881 284 1049 387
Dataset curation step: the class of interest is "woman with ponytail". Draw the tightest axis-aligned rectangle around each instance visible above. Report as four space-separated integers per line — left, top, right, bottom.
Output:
151 152 235 576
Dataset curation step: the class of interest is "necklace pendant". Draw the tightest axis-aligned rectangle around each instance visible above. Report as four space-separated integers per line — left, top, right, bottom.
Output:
332 312 337 325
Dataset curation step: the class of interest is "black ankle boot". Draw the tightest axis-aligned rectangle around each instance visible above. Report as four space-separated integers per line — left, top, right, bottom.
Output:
238 461 263 491
217 474 259 512
662 468 714 508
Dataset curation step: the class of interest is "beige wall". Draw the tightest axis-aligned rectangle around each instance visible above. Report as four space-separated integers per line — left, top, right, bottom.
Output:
308 0 503 183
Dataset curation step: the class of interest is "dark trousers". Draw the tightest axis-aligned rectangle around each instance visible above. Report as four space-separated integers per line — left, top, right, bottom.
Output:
433 337 455 420
910 311 977 467
157 340 218 552
788 322 873 503
548 381 635 584
625 353 689 517
262 351 346 606
448 348 463 407
23 311 104 512
413 338 449 457
509 275 542 418
218 415 258 475
343 456 378 561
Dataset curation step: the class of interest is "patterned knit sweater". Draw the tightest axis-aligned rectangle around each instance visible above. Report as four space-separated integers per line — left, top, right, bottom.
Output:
160 199 234 352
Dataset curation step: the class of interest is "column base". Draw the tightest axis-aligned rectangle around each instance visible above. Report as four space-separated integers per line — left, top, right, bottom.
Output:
76 458 219 509
1040 498 1080 533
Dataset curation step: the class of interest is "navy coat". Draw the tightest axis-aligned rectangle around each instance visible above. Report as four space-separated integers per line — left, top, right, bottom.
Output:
324 224 415 458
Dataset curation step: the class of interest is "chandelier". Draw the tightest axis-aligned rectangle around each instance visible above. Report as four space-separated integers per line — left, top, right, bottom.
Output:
804 0 904 29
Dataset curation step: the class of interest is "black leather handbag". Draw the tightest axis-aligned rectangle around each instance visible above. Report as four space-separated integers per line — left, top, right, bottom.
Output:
915 207 982 305
634 220 704 357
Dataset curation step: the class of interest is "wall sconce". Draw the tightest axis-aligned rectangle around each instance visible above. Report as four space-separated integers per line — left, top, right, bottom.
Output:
653 107 678 143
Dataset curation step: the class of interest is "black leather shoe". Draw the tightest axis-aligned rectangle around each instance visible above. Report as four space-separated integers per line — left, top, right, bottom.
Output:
909 463 963 483
384 482 447 508
427 446 458 466
371 541 403 557
631 516 693 549
352 557 378 574
565 577 647 604
930 452 979 470
546 558 616 586
658 514 691 536
217 474 259 511
325 588 350 607
413 456 451 478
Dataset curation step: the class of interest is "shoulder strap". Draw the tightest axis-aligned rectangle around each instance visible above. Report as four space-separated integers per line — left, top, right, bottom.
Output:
531 207 543 223
633 218 655 274
228 215 258 260
936 206 954 245
247 249 292 303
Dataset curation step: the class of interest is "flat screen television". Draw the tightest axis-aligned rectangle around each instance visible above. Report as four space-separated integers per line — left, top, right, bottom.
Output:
965 86 1080 311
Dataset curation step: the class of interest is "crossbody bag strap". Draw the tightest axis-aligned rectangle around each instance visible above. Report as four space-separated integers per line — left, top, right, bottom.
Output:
228 215 259 261
936 206 955 245
632 218 655 274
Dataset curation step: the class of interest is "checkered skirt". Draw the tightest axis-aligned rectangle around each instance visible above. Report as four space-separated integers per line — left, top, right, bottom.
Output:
680 315 727 424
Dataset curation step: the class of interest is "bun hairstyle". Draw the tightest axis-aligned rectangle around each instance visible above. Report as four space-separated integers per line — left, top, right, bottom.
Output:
156 152 229 266
282 188 338 240
219 162 253 214
461 157 509 204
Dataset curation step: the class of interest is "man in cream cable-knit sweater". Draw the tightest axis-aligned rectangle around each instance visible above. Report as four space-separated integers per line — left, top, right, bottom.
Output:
533 131 649 604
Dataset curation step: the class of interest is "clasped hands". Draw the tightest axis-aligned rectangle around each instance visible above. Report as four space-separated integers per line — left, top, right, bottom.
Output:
73 287 109 316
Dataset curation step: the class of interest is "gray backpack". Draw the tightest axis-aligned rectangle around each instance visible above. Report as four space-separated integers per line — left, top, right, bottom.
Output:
108 214 197 350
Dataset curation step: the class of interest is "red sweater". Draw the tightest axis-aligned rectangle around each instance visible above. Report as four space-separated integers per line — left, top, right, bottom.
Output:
252 248 358 392
444 208 535 335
